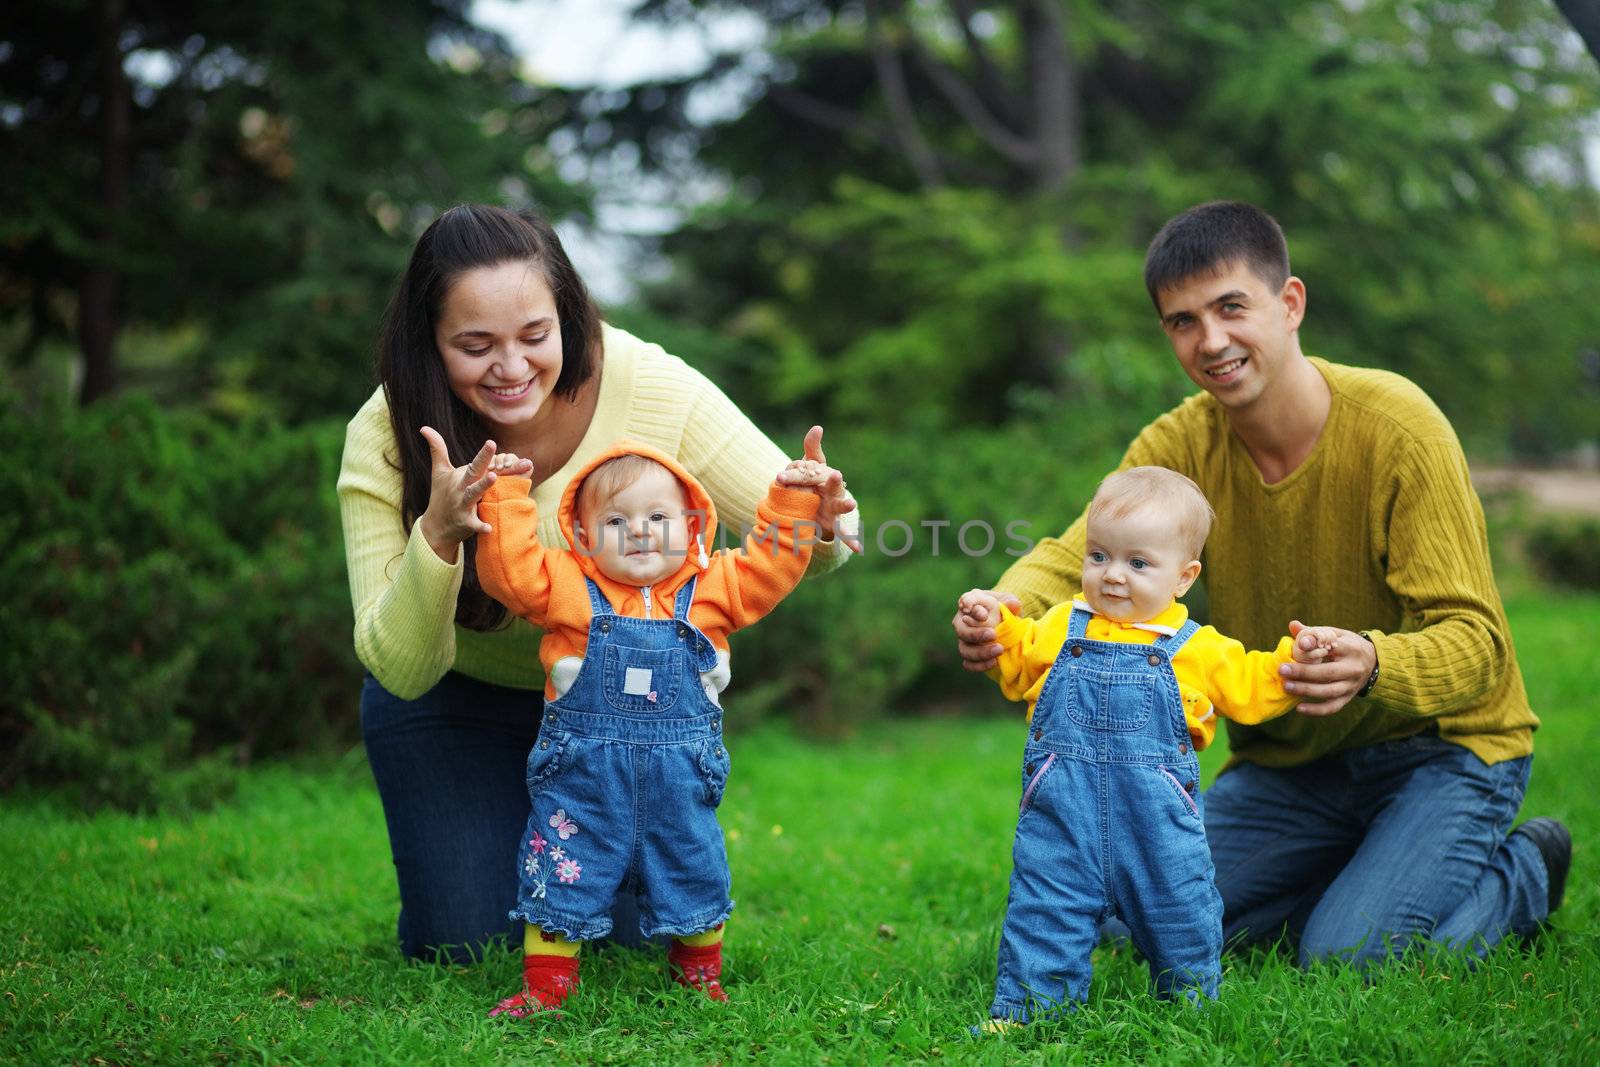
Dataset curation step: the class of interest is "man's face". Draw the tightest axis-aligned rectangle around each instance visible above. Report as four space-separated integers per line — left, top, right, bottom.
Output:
1155 260 1305 413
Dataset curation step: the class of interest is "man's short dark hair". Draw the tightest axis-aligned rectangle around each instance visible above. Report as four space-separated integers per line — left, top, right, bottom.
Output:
1143 201 1290 308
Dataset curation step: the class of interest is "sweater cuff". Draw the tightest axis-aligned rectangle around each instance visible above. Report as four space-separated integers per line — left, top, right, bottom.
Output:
401 518 467 609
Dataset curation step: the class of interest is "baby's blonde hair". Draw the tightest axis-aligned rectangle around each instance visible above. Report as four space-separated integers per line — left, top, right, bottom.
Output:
1087 467 1214 559
576 454 678 520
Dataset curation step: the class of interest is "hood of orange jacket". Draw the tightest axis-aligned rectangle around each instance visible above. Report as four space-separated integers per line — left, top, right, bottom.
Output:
555 439 718 604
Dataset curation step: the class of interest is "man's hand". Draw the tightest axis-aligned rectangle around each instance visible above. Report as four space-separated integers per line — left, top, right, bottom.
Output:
1281 620 1377 717
953 588 1022 672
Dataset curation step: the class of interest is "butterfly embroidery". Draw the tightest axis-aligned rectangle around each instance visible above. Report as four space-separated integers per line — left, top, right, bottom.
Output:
548 808 579 840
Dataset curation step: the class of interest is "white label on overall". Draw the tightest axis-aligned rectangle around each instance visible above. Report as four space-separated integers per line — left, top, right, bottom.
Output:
623 667 654 696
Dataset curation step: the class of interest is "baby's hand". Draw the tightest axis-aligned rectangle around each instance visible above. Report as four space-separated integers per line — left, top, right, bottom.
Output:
780 457 831 487
957 588 1003 626
1289 622 1342 663
489 452 534 477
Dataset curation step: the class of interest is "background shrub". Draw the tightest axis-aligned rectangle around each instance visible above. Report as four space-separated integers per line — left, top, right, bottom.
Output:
0 395 358 810
1525 515 1600 591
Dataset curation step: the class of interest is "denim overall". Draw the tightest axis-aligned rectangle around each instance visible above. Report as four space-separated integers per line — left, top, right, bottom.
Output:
510 575 734 941
990 603 1222 1021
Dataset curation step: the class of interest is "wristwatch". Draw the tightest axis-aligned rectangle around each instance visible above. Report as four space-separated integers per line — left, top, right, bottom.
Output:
1356 631 1380 699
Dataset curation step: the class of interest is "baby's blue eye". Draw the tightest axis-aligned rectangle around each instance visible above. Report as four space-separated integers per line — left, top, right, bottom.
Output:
1089 551 1108 563
651 512 668 522
605 517 625 527
1131 559 1148 570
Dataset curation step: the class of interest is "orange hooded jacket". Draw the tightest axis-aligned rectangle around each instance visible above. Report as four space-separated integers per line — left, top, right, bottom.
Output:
476 440 822 699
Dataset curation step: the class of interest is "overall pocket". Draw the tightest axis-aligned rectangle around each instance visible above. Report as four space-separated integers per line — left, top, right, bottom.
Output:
1064 667 1157 731
696 739 731 807
1156 764 1201 818
601 644 685 712
526 729 571 792
1019 752 1058 817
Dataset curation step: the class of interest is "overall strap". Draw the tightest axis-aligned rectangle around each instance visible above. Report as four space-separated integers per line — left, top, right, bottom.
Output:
1066 600 1092 641
1158 618 1202 657
672 575 699 621
584 576 613 616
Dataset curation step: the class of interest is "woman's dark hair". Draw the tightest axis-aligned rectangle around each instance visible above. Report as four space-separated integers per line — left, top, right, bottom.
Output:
1143 200 1290 309
376 204 603 630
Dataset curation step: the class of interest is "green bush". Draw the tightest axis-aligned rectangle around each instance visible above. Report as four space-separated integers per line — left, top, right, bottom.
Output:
0 392 1118 805
0 394 358 810
1525 514 1600 591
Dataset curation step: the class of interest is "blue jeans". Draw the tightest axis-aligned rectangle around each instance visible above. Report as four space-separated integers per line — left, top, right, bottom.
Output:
360 671 648 962
1204 730 1548 966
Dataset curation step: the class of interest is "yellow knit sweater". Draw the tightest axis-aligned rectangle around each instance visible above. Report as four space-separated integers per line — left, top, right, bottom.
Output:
995 357 1537 768
337 323 850 700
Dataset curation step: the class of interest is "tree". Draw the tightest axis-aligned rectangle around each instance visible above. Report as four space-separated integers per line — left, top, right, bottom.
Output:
577 0 1600 455
1 0 585 414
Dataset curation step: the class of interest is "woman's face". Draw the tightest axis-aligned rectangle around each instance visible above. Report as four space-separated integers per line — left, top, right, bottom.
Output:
434 260 564 434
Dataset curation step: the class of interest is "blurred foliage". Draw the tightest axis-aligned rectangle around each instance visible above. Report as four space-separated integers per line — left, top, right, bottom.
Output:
593 0 1600 457
1524 515 1600 590
1 0 586 416
0 394 356 809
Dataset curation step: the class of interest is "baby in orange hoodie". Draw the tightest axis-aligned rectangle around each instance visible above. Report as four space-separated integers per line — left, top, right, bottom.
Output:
475 438 838 1017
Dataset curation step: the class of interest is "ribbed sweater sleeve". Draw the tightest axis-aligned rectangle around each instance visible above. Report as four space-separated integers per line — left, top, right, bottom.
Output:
1364 424 1510 715
336 396 464 699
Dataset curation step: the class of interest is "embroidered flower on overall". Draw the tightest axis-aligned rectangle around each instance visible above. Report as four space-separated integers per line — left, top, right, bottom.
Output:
523 853 540 879
556 858 582 884
528 831 548 855
549 847 566 862
548 809 579 840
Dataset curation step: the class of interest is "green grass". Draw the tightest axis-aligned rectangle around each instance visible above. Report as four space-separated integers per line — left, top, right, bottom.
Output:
3 588 1597 1064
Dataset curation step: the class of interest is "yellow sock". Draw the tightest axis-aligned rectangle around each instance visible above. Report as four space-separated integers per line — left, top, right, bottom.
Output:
525 924 582 958
676 924 725 948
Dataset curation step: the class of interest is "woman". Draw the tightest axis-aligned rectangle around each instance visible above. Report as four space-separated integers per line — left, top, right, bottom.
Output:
338 204 855 962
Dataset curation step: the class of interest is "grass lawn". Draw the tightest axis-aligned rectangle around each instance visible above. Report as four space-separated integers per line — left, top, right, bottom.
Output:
2 588 1597 1064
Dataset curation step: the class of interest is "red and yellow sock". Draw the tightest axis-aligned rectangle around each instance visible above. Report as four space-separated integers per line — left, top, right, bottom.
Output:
669 924 729 1002
487 926 581 1018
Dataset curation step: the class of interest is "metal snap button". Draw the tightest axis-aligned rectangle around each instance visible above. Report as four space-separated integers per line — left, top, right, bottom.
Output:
715 747 725 758
539 740 550 750
1026 763 1036 775
1178 743 1189 754
1032 729 1043 741
600 622 610 633
677 624 689 638
1148 654 1162 666
1184 780 1196 792
1070 645 1084 658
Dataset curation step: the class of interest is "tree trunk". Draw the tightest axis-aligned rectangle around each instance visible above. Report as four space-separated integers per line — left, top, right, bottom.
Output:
79 0 129 404
1553 0 1600 68
1022 0 1080 196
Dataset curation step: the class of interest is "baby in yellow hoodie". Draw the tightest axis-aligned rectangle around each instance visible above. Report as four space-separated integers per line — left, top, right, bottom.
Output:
475 437 844 1017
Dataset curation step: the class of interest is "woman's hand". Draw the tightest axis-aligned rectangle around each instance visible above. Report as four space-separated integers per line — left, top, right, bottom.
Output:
776 425 861 553
416 426 532 563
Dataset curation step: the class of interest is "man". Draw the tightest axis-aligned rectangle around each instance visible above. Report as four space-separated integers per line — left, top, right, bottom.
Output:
954 201 1570 966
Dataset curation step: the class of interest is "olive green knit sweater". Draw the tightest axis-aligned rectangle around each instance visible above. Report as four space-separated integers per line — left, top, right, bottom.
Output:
996 357 1536 768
